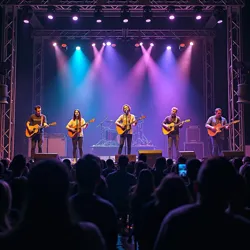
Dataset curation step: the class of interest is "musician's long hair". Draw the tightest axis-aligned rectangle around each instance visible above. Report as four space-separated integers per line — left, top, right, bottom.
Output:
73 109 82 121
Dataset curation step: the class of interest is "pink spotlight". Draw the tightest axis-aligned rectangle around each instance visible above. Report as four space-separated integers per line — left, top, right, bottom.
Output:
169 14 175 20
72 15 78 21
96 19 102 23
92 43 96 47
145 18 151 23
48 14 53 20
106 41 111 46
190 42 194 46
139 42 143 46
167 46 171 50
196 15 202 20
53 42 57 47
23 19 29 24
150 43 154 47
103 42 106 46
123 18 129 23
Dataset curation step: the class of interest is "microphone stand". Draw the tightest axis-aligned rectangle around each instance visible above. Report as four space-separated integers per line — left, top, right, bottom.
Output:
96 116 108 145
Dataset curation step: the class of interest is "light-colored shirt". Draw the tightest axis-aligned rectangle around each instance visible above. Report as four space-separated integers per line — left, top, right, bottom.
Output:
67 118 86 137
206 115 227 138
116 114 136 135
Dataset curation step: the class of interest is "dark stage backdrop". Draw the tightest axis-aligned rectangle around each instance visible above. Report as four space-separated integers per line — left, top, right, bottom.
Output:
42 39 205 157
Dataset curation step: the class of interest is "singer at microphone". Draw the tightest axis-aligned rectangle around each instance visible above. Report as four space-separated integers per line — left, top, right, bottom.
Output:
115 104 137 155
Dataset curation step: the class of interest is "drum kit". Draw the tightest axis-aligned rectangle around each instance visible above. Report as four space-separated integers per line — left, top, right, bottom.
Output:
94 116 151 147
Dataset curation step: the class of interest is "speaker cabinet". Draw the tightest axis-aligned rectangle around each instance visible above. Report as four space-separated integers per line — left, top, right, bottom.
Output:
34 153 61 162
48 136 67 157
179 151 196 160
245 145 250 157
138 150 162 168
184 142 204 159
28 137 48 157
115 154 136 163
28 134 67 157
222 151 245 159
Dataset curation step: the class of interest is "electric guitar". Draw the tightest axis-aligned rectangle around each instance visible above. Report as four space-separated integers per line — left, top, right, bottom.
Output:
207 120 240 137
67 118 95 138
116 115 146 135
25 122 57 138
162 119 191 135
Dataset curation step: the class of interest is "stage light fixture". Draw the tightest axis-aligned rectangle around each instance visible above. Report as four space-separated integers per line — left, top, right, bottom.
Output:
190 42 194 46
121 6 130 23
76 46 81 50
179 43 186 51
214 6 224 24
61 43 68 50
167 6 175 20
111 43 116 47
92 43 96 47
143 6 152 23
106 41 111 46
22 6 33 24
167 46 171 50
194 6 202 20
140 42 143 46
47 6 56 20
150 42 154 47
71 6 80 21
0 84 8 104
53 42 57 47
135 42 140 47
94 6 103 23
103 42 106 46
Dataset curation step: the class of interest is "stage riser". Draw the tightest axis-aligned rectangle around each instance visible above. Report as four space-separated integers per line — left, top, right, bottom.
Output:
91 146 156 156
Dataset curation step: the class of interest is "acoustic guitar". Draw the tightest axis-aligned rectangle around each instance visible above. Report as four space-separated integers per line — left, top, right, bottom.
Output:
25 122 57 138
207 120 240 137
162 119 191 135
67 118 95 138
116 115 146 135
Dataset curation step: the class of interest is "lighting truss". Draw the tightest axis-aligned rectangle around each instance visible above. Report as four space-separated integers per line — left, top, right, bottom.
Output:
0 0 245 11
32 29 216 39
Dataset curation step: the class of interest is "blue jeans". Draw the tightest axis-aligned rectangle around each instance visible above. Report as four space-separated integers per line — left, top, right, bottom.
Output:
210 135 223 156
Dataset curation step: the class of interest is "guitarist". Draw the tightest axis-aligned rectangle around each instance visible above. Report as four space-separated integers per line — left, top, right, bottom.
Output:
162 107 183 159
66 109 88 163
26 105 49 159
205 108 229 156
116 104 137 155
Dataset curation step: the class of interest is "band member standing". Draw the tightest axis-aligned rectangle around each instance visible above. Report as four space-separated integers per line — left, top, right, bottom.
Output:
162 107 183 159
26 105 48 159
66 109 88 163
205 108 229 156
116 104 137 155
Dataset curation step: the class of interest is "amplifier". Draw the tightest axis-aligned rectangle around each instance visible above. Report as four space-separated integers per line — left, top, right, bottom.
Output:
184 142 204 160
28 137 48 157
186 126 200 142
47 134 67 157
28 133 67 157
245 145 250 156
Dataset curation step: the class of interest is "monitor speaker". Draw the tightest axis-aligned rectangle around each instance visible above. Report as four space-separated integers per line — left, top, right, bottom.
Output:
222 151 245 159
115 154 136 163
138 150 162 168
179 151 196 160
34 153 61 162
